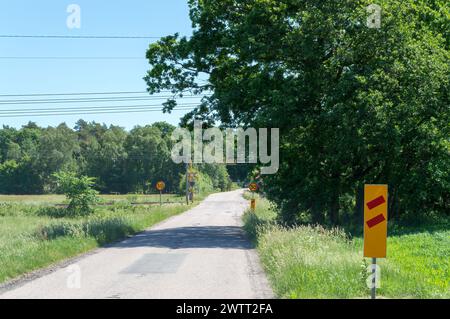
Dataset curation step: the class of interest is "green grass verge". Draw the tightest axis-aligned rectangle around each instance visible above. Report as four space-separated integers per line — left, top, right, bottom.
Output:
0 193 186 205
243 195 450 299
0 195 206 285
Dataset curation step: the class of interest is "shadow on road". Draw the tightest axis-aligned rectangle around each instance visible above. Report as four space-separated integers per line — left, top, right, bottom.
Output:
115 226 252 250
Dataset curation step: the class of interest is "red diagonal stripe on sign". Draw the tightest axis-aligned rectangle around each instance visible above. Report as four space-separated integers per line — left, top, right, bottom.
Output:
367 214 386 228
366 195 386 210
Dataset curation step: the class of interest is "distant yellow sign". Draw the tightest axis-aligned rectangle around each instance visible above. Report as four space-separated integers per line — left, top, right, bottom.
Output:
250 199 256 211
156 181 165 191
364 184 388 258
249 182 258 192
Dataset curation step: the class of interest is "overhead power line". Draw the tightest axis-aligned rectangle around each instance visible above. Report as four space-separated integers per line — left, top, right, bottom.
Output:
0 107 196 118
0 108 195 118
0 56 146 60
0 103 199 114
0 91 149 97
0 95 207 105
0 90 209 98
0 34 163 39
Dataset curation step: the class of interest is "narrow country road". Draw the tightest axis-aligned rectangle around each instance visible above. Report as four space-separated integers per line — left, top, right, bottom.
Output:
0 190 273 299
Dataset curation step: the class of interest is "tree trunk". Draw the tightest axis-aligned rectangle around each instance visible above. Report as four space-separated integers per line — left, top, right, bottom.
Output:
329 191 340 226
311 201 324 224
388 186 397 220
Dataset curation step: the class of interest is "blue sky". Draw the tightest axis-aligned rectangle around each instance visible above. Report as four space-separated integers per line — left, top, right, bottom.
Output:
0 1 198 129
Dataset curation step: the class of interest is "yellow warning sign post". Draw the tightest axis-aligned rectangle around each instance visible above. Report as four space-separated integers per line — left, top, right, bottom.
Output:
156 181 165 191
364 184 388 258
363 184 388 299
248 182 258 212
156 181 166 206
250 199 256 211
248 182 258 192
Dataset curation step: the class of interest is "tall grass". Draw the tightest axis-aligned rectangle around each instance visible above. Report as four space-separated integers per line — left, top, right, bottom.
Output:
243 196 450 299
0 193 186 205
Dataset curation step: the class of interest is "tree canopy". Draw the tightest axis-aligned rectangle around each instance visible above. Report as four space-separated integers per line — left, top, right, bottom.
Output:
144 0 449 224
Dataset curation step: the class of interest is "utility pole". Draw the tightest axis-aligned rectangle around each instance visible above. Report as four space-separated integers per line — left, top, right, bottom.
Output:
185 162 189 205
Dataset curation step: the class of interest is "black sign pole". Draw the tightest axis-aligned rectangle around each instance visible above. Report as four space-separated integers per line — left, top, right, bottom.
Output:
371 257 377 299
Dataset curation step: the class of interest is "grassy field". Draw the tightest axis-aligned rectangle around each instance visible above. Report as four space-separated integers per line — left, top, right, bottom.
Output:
0 193 186 205
0 193 205 285
243 194 450 299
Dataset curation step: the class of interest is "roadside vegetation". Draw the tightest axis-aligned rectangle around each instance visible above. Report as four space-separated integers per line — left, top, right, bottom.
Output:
0 193 186 205
0 119 240 285
146 0 449 226
243 194 450 299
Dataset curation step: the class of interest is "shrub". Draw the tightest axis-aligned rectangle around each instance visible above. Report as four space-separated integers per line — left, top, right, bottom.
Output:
126 194 138 203
35 215 135 245
179 170 214 195
0 202 37 217
36 206 71 218
53 171 99 216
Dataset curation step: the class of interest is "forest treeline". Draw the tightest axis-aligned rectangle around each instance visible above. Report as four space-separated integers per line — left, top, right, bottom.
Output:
0 120 240 195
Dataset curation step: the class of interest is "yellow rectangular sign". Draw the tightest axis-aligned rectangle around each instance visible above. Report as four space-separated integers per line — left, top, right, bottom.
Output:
364 184 388 258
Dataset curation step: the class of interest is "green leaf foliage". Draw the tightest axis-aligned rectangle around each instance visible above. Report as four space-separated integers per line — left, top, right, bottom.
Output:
144 0 449 225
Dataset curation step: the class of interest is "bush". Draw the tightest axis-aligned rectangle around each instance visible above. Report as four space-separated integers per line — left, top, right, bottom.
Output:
36 216 134 245
197 163 231 191
36 220 85 240
178 170 215 195
36 206 72 218
53 171 99 216
0 202 37 217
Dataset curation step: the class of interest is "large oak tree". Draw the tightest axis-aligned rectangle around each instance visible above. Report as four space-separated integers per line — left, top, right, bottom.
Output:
144 0 449 224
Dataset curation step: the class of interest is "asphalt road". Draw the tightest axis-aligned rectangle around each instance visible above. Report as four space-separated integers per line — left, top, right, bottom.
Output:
0 190 273 299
